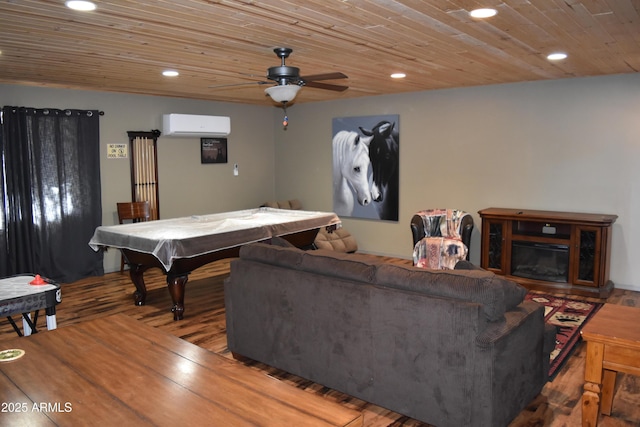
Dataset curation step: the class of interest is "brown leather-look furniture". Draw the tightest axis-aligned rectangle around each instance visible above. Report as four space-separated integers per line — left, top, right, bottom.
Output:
261 199 357 253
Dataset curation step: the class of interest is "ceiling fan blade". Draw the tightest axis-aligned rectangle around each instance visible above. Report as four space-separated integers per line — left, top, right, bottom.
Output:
301 72 348 82
208 81 270 89
304 81 349 92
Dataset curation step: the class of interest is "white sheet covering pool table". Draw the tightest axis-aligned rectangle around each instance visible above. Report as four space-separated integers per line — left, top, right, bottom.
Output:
89 207 341 270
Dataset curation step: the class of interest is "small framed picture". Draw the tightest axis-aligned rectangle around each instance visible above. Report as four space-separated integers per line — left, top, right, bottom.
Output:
201 138 228 164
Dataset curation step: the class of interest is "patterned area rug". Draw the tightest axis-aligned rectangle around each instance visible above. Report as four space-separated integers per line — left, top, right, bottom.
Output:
525 292 603 379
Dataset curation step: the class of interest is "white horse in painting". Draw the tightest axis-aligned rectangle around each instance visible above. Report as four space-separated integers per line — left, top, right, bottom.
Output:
332 130 373 216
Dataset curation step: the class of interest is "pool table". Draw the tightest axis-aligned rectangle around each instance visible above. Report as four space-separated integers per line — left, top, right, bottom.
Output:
89 207 340 320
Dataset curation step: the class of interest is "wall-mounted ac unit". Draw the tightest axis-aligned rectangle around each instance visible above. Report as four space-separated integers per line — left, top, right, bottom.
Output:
162 114 231 137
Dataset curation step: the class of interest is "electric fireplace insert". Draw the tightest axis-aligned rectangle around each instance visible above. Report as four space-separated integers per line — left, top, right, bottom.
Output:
511 241 569 283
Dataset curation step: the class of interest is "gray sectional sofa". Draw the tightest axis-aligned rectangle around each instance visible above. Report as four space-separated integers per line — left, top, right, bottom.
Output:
224 243 555 427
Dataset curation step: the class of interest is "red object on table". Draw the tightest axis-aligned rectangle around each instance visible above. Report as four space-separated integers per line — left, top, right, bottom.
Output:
29 275 47 285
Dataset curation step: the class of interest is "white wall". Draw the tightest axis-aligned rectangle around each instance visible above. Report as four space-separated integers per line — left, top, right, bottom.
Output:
2 84 277 272
274 74 640 291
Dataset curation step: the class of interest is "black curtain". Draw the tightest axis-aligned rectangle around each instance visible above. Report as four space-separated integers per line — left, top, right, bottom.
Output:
0 106 104 283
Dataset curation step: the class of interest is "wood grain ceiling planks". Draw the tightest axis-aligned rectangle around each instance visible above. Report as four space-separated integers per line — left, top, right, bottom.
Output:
0 0 637 105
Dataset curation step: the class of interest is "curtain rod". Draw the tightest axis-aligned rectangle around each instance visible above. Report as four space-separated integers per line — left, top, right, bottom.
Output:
3 107 104 116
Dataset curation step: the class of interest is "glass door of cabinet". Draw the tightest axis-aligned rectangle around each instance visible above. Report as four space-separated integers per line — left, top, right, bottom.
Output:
571 226 602 287
482 219 507 274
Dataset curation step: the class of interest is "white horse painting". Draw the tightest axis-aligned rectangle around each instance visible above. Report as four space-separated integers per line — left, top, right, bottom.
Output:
332 130 373 216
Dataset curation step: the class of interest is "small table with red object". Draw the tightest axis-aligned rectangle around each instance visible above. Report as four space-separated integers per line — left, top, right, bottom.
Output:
0 275 62 336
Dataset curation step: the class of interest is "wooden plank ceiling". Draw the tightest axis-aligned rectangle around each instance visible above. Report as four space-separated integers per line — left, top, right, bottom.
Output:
0 0 638 106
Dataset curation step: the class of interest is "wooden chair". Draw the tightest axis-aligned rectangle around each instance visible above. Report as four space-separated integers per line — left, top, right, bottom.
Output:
117 201 151 272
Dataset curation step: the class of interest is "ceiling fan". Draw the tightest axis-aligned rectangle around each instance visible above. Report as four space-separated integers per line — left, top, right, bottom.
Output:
210 47 349 105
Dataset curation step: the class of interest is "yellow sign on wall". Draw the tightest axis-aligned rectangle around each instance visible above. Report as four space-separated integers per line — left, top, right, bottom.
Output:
107 144 128 159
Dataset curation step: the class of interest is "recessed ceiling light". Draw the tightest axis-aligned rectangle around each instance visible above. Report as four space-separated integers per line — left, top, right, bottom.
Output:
162 70 179 77
470 8 497 18
547 52 568 61
390 73 406 79
65 1 96 11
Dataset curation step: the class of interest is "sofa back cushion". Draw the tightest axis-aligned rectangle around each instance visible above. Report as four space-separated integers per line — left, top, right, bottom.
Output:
299 249 380 283
239 243 526 322
375 264 526 322
239 244 380 283
239 242 304 268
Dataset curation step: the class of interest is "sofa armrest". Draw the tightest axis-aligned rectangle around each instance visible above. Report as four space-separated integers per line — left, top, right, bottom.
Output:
472 300 548 423
410 214 425 247
460 215 474 259
475 301 543 347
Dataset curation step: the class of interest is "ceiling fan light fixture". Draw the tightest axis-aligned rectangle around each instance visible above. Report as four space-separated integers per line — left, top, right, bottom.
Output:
265 85 301 103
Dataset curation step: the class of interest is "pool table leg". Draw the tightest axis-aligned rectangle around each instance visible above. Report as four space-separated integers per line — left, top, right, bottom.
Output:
129 264 150 306
167 274 188 320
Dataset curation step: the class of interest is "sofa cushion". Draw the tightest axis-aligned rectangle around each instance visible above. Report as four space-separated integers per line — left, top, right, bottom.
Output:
299 249 379 283
454 260 527 310
239 242 303 268
375 264 524 321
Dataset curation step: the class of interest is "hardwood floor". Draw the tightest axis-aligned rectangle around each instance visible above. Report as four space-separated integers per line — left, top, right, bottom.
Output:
1 257 638 426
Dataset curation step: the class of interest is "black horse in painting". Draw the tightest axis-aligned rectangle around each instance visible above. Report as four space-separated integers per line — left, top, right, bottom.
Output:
359 121 399 221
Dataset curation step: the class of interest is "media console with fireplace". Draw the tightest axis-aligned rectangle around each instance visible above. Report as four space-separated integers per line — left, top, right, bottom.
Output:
478 208 617 298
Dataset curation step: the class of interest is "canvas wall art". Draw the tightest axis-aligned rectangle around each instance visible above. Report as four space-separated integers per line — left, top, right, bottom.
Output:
332 115 399 221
